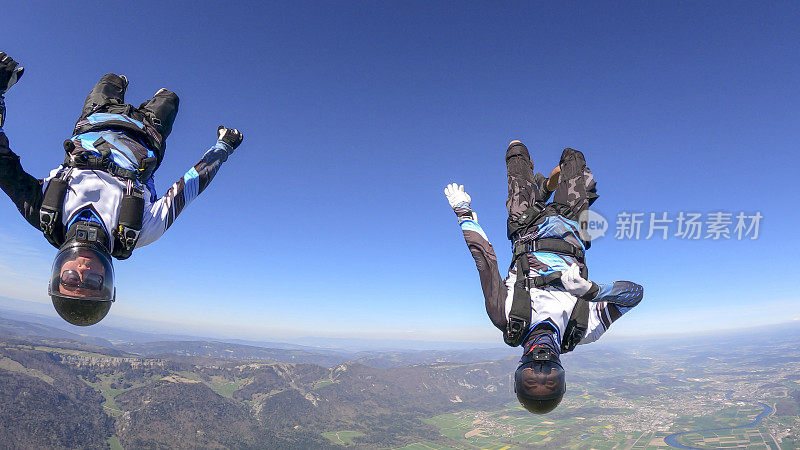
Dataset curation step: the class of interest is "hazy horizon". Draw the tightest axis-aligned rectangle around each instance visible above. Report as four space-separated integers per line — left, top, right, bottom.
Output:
3 295 798 352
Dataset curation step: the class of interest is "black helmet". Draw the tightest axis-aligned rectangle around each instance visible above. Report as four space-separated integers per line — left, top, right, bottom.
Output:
48 220 115 326
51 294 112 326
514 332 566 414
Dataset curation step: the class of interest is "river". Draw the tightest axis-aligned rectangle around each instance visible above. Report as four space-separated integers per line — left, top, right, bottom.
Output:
664 391 773 449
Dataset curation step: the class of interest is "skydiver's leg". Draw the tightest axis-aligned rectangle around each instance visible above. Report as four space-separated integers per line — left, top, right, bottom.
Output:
0 133 44 230
78 73 128 120
138 89 179 142
550 147 597 221
506 141 551 240
505 141 539 222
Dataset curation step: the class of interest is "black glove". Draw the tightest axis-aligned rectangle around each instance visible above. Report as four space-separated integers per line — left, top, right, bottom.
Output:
217 126 243 151
0 53 24 94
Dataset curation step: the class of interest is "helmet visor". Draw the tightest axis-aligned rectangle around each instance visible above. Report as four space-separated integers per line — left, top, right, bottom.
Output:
49 244 114 301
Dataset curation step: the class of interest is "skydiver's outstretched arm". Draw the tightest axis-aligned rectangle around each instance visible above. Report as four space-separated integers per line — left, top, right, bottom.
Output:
0 131 44 230
0 54 41 230
445 183 510 331
136 127 243 247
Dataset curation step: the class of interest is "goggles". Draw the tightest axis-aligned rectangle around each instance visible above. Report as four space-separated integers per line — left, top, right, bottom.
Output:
59 270 105 291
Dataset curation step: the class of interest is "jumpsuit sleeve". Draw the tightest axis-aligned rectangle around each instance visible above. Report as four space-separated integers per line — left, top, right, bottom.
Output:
0 131 45 231
455 206 510 331
587 281 644 307
579 280 643 345
136 140 233 247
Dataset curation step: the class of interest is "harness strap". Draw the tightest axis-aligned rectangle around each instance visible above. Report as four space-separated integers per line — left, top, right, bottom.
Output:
112 180 144 260
505 251 533 347
39 169 70 249
513 238 585 261
63 137 150 182
562 298 589 353
73 105 164 153
529 271 563 288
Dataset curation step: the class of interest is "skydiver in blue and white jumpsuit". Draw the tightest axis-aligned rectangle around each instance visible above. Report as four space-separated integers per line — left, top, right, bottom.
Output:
445 140 643 414
0 53 244 325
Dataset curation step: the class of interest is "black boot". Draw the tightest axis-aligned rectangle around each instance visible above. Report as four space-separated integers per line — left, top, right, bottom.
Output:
139 88 179 142
79 73 128 120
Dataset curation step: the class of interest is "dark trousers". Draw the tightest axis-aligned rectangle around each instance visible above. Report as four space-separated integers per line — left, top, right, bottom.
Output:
79 73 179 142
506 142 598 224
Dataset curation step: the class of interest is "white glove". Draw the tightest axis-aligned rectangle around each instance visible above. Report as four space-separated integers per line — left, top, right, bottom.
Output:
444 183 471 209
560 263 593 297
444 183 478 222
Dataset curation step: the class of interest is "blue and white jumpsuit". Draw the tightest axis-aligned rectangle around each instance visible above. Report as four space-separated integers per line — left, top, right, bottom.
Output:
455 143 643 348
0 73 234 254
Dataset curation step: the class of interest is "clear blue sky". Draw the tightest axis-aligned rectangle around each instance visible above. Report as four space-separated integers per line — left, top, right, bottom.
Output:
1 1 798 342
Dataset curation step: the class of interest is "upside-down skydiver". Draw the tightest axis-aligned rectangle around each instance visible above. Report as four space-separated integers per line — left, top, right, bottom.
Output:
444 140 644 414
0 53 244 326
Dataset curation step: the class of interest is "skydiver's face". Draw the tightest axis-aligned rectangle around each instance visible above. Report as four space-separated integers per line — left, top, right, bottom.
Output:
519 365 563 397
57 250 105 298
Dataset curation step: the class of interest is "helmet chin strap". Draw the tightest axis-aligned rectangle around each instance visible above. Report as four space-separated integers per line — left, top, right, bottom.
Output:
524 330 559 355
520 331 561 368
